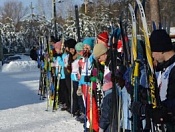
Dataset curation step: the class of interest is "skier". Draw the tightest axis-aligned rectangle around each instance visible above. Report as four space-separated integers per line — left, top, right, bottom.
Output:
131 29 175 132
61 38 77 112
30 46 38 61
149 29 175 131
51 41 63 110
78 37 100 132
93 44 121 132
71 42 85 117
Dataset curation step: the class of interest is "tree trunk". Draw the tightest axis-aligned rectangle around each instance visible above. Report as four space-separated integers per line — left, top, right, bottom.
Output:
149 0 161 30
0 30 3 62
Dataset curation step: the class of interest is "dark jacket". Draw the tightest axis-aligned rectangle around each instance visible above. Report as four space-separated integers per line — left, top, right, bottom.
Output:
30 48 37 61
99 89 112 132
156 55 175 107
151 55 175 124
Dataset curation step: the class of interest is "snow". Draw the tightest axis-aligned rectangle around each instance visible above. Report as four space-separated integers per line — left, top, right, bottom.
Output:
170 27 175 35
0 55 83 132
170 27 175 42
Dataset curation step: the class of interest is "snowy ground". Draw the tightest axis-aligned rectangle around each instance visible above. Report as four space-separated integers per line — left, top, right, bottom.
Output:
0 55 83 132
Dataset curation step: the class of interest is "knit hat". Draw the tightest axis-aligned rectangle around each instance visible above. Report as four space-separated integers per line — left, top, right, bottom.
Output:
50 36 57 43
116 65 127 79
97 31 109 43
64 38 76 48
75 42 84 51
93 44 108 59
83 37 95 50
150 29 173 52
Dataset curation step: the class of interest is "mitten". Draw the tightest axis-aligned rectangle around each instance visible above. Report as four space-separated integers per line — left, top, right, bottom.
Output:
99 128 104 132
151 107 170 124
76 86 82 96
90 76 96 82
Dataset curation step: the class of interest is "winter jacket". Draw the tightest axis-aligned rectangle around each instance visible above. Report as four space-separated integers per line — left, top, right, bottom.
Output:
151 55 175 124
30 48 37 61
156 55 175 108
99 89 113 132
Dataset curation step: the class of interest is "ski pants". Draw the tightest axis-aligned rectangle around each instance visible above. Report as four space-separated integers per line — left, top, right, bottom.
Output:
73 81 85 114
82 84 99 132
59 79 66 104
65 74 71 108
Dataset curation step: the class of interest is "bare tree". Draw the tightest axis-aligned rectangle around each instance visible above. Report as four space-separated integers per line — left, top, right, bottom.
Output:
36 0 46 17
159 0 175 33
149 0 161 30
0 0 29 25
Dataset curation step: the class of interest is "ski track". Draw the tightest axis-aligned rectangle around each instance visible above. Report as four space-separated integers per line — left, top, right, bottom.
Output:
0 69 83 132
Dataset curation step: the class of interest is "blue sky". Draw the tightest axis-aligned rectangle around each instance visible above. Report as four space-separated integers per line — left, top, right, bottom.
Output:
0 0 83 19
0 0 82 7
0 0 37 7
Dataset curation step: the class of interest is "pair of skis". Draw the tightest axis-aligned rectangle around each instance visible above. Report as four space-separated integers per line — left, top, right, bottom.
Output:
129 0 164 131
45 35 59 112
129 3 140 132
38 36 47 100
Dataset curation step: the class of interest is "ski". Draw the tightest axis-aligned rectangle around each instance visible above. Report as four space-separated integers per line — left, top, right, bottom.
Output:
75 5 81 42
135 0 166 131
70 79 73 115
109 23 120 132
53 65 61 111
128 3 140 132
119 13 131 67
45 35 53 111
136 0 157 109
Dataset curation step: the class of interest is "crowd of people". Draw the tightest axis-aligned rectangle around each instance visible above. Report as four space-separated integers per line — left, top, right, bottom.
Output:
36 29 175 132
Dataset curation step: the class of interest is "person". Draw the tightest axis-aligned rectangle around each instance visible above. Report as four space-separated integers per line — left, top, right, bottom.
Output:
30 46 38 61
93 44 122 132
149 29 175 131
78 37 99 132
51 41 63 110
61 38 77 112
71 42 85 118
131 29 175 132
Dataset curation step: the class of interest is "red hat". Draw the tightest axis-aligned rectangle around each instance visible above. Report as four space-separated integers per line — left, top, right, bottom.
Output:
97 31 109 43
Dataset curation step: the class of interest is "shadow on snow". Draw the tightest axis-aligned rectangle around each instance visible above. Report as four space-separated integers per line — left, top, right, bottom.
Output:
0 71 44 110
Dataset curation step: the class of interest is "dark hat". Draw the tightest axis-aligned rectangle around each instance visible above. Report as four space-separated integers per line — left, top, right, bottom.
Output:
64 38 77 48
116 65 127 78
150 29 173 52
50 36 57 43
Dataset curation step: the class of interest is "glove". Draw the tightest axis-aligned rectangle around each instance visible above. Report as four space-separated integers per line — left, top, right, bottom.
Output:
99 128 104 132
98 72 103 81
150 107 170 124
90 76 96 82
76 86 82 96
